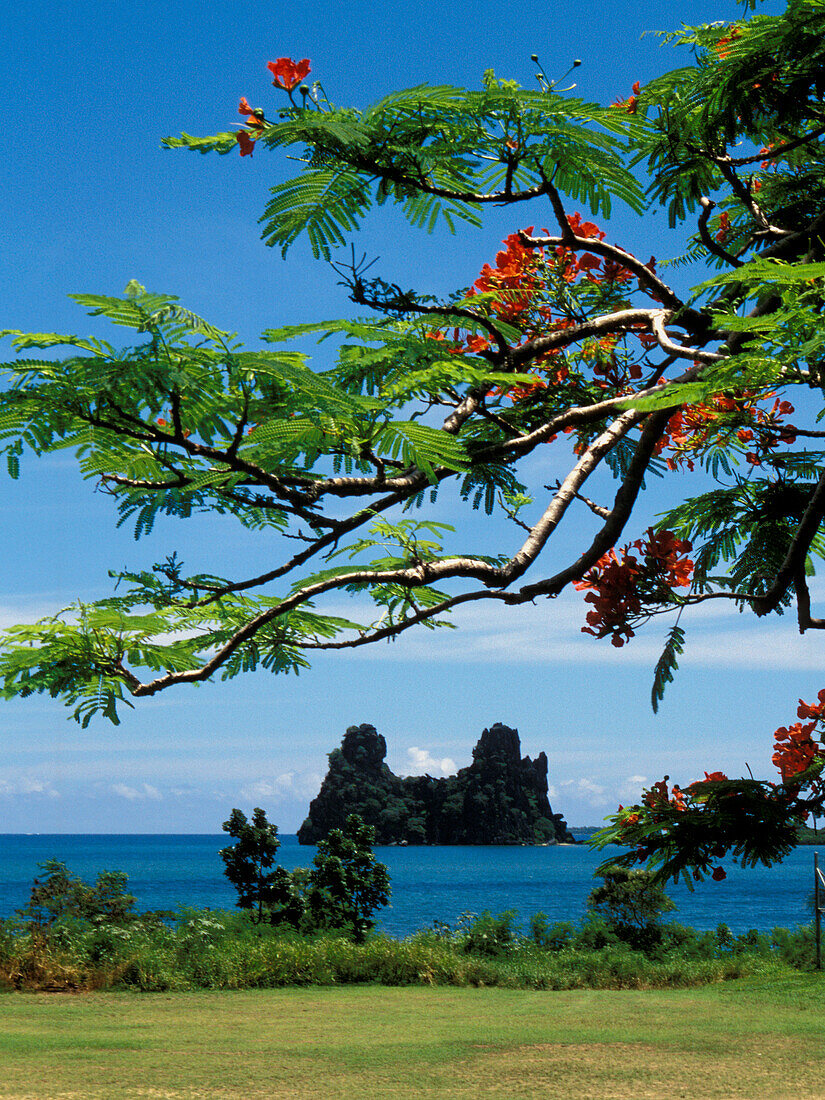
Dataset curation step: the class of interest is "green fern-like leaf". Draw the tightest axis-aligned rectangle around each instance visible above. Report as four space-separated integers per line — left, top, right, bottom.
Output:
651 624 686 713
261 170 372 259
162 131 239 154
374 420 469 481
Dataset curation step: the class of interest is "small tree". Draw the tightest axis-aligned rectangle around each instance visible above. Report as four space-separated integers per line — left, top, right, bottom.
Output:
587 864 676 950
220 807 282 923
305 814 390 942
17 859 139 931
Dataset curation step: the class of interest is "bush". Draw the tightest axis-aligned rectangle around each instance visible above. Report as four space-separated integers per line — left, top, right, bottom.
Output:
529 913 575 951
459 910 520 957
771 923 817 970
586 865 677 952
220 807 287 924
16 860 143 930
0 859 815 990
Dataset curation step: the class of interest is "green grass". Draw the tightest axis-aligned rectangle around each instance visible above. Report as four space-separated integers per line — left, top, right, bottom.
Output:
1 977 825 1099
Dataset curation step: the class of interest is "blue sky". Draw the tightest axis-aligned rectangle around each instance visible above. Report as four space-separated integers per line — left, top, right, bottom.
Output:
2 0 814 834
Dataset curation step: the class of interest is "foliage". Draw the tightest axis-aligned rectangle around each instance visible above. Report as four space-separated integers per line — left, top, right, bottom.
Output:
220 807 390 939
457 909 520 956
15 859 142 931
1 862 817 996
0 896 814 992
593 693 825 885
4 3 825 876
220 807 291 923
586 864 677 950
304 814 391 942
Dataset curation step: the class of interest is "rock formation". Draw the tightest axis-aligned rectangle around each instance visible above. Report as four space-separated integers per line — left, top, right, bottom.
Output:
298 723 575 845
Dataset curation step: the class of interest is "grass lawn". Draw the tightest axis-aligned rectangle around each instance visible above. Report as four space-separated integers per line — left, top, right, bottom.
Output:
1 975 824 1099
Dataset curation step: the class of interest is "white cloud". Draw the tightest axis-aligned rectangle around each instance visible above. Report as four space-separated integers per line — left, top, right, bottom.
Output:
0 601 69 630
240 772 324 802
110 782 162 801
403 747 457 777
618 775 648 802
0 776 60 799
561 777 609 807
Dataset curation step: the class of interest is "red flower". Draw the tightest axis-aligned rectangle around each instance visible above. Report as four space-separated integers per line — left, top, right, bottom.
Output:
798 688 825 720
772 720 820 781
602 259 634 283
612 81 641 114
238 97 266 131
267 57 311 91
715 212 732 244
703 771 728 783
573 529 693 646
574 252 603 281
237 130 256 157
715 27 741 58
670 785 687 811
711 866 727 882
567 212 605 241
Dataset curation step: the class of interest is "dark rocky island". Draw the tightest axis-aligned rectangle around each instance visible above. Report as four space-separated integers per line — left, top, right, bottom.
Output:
298 723 575 846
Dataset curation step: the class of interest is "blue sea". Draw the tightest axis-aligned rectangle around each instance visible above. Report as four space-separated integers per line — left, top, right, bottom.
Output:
0 833 820 936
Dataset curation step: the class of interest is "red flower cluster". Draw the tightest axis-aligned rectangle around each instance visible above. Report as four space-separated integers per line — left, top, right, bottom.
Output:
267 57 311 91
470 214 621 331
772 722 819 782
715 212 732 244
642 777 671 808
656 392 796 471
640 777 687 813
769 690 825 783
742 396 796 466
236 58 311 157
797 689 825 721
715 26 741 58
473 228 546 326
612 80 641 114
573 529 694 646
429 214 658 413
573 548 642 646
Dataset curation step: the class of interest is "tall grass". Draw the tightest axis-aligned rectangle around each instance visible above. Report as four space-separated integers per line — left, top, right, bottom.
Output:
0 908 815 993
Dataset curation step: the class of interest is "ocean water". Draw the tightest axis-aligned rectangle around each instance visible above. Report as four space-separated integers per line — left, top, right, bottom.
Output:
0 833 820 937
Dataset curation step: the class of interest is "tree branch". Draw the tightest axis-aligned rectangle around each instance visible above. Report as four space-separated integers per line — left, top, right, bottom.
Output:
752 466 825 618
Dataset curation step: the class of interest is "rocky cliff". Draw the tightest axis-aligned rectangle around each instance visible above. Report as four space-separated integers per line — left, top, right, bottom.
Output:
297 723 575 845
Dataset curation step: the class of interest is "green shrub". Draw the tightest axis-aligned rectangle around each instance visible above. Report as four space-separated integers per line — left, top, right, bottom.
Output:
16 860 143 930
459 910 520 957
586 865 676 953
771 923 817 969
0 890 814 992
528 913 575 951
